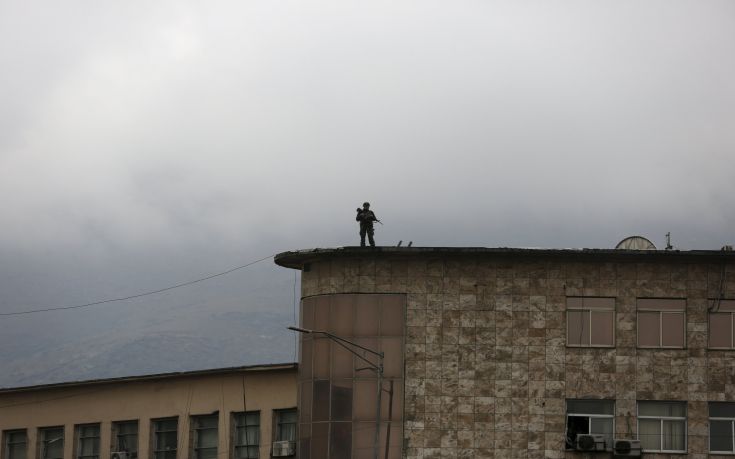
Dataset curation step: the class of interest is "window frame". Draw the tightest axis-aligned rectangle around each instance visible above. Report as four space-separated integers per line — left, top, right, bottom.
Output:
708 300 735 349
636 298 686 349
637 401 687 453
566 297 616 348
273 408 297 445
564 400 615 451
3 429 27 459
111 420 138 457
75 424 100 459
151 417 178 459
232 411 260 459
191 414 218 459
38 427 64 459
709 402 735 454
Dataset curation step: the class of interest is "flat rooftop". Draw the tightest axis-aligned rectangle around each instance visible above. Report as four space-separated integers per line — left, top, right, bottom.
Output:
275 246 735 270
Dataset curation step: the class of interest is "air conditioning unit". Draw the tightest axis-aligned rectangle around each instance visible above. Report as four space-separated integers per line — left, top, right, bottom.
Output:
272 440 295 457
110 452 130 459
575 434 606 452
613 439 641 457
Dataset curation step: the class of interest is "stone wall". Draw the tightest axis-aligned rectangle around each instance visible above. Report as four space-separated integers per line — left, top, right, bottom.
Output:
299 255 735 459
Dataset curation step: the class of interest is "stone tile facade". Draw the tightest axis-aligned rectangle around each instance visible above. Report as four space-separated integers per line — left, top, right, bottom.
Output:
286 249 735 458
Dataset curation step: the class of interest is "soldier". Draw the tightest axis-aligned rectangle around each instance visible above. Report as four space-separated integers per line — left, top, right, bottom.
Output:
356 202 379 247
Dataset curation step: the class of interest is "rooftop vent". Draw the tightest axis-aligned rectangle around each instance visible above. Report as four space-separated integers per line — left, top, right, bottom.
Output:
615 236 656 250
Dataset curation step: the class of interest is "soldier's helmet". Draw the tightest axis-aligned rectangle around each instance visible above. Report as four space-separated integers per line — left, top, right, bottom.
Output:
363 202 370 208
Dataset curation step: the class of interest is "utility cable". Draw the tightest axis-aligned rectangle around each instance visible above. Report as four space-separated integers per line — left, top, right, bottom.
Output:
0 253 275 317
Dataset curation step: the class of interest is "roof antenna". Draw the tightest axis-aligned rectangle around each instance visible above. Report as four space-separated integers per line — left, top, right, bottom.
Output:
407 241 413 247
397 241 402 247
665 232 673 250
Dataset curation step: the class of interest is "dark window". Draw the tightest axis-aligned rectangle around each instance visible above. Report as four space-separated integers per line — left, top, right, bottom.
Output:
566 297 615 346
275 409 297 443
638 401 686 452
152 418 177 459
191 415 218 459
565 400 614 450
3 430 27 459
233 411 259 459
637 299 685 348
710 402 735 453
709 300 735 349
76 424 100 459
112 421 138 457
39 427 64 459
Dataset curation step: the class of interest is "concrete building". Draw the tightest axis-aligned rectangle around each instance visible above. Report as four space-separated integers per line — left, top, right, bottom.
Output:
275 245 735 459
0 364 297 459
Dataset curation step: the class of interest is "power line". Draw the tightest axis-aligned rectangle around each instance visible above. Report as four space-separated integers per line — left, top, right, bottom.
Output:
0 253 275 317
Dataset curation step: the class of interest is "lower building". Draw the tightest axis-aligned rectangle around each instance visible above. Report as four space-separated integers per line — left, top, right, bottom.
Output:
0 363 297 459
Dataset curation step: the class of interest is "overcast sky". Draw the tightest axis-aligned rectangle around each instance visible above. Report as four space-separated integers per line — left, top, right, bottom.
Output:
0 1 733 384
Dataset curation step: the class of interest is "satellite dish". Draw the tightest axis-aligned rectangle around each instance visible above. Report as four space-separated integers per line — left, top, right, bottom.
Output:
615 236 657 250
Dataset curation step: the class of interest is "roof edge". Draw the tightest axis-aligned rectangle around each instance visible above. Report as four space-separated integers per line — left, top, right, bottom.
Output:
274 246 735 269
0 362 297 394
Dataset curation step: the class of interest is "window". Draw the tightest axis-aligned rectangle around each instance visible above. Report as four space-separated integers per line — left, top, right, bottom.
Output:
565 400 614 450
709 300 735 348
233 412 259 459
39 427 64 459
710 402 735 453
637 299 685 348
3 430 27 459
638 401 686 452
274 409 297 444
152 418 177 459
76 424 100 459
112 421 138 457
191 415 218 459
566 297 615 347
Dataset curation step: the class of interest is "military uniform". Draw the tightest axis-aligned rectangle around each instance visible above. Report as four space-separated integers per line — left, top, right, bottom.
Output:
356 205 378 247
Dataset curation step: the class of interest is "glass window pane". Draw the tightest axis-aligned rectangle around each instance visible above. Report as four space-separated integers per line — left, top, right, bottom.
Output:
711 402 735 418
313 381 330 422
300 338 313 380
662 420 686 451
583 298 615 310
382 337 403 378
300 381 312 423
330 296 355 336
567 400 614 415
716 300 735 312
661 312 684 347
313 338 330 378
311 423 328 459
330 422 352 458
639 418 661 450
380 296 404 336
591 311 614 346
330 380 353 421
638 299 685 311
355 296 379 336
354 380 378 421
567 310 588 345
638 312 660 346
710 420 733 452
331 341 353 378
353 423 375 459
710 313 732 348
639 401 685 417
590 417 614 450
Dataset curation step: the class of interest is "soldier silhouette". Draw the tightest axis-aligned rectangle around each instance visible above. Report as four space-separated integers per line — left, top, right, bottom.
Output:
356 202 379 247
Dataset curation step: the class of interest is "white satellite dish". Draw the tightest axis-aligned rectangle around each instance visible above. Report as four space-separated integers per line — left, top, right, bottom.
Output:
615 236 657 250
